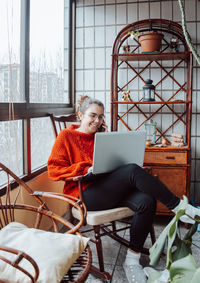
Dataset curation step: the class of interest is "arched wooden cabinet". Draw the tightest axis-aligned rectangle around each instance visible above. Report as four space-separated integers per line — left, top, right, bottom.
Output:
110 19 193 215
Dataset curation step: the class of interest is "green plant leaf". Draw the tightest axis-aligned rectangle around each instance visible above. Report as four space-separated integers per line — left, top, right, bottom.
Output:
170 254 198 283
146 269 162 283
172 235 191 263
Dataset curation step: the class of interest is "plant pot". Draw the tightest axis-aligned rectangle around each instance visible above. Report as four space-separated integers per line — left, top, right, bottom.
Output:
139 32 164 53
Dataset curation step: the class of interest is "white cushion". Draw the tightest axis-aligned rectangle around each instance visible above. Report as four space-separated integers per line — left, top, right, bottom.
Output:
72 206 134 226
0 222 89 283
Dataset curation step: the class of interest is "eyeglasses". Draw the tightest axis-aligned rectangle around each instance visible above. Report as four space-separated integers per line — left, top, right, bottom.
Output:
87 112 105 121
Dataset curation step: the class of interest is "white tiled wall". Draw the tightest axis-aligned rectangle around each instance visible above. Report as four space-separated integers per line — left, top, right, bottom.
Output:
75 0 200 204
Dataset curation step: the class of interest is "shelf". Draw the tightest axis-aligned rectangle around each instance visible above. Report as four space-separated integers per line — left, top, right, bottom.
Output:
111 100 191 104
116 52 190 62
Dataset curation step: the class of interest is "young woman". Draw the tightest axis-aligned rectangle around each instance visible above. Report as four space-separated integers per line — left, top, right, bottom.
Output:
48 96 200 283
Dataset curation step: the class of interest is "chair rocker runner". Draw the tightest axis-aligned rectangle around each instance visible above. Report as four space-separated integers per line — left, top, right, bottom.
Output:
50 113 156 280
0 162 92 283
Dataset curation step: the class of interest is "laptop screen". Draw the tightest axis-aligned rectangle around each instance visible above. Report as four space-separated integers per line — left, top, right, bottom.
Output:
92 131 146 174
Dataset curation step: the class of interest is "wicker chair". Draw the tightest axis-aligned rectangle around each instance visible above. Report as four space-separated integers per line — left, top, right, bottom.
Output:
50 113 156 280
0 162 92 283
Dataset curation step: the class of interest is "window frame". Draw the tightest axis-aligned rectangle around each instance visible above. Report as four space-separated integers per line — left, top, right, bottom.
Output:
0 0 75 185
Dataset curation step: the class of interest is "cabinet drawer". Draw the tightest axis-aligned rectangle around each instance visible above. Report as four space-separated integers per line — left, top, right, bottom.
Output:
144 151 187 165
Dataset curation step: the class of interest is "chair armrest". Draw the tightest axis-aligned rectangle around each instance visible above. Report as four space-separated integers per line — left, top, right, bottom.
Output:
65 175 85 202
0 246 39 282
32 191 87 233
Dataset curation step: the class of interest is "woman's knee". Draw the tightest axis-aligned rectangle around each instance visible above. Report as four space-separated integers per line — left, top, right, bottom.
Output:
136 194 156 213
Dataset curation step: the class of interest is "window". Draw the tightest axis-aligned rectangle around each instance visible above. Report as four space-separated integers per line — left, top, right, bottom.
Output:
30 0 69 103
31 117 54 170
0 0 21 103
0 0 74 187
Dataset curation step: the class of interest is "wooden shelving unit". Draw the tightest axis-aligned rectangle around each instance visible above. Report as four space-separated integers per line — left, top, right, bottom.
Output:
110 19 193 215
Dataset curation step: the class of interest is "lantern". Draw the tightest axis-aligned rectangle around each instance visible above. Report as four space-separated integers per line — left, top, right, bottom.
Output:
143 79 155 101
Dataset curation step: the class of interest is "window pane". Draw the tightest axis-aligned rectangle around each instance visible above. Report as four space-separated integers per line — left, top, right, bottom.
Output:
0 1 22 103
31 117 54 170
0 120 23 186
30 0 69 103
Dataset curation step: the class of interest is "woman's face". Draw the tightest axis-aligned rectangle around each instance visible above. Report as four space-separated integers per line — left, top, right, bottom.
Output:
79 104 105 134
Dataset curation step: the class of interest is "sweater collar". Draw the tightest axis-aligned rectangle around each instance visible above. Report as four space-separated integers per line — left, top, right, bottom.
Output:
68 124 95 137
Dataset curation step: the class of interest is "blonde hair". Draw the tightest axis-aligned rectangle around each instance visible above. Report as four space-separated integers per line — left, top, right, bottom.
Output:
76 95 104 114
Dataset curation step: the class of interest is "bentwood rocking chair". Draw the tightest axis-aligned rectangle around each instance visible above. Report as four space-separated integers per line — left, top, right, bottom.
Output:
50 113 156 280
0 162 92 283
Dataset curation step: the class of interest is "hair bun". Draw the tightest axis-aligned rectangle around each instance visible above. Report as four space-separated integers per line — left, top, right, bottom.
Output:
77 95 89 112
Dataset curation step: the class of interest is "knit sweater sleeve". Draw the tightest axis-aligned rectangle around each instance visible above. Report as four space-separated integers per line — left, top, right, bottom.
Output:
47 130 92 180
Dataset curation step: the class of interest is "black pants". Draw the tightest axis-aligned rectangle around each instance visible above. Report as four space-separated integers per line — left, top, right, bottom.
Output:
82 164 180 252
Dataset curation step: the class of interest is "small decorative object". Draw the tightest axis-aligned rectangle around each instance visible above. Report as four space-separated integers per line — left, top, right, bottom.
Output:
128 30 139 40
161 137 168 146
122 90 131 101
145 139 151 147
144 119 157 145
123 45 130 53
171 133 184 147
143 79 155 101
138 32 164 53
170 36 179 52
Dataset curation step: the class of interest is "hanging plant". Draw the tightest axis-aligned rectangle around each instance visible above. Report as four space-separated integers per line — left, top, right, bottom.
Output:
178 0 200 65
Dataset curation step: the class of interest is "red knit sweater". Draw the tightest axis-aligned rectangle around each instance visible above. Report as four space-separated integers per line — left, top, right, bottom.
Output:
47 124 94 197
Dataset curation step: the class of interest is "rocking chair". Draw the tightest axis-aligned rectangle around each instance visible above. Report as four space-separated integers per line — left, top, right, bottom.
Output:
0 162 92 283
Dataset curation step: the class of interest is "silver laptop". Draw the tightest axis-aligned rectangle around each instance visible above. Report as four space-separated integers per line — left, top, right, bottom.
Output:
92 131 146 174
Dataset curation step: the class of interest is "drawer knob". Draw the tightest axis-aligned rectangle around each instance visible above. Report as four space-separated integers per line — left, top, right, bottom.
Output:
166 156 175 160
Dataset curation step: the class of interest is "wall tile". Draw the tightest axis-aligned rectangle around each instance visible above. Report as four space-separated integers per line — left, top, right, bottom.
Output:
95 92 105 105
191 114 196 136
106 69 111 91
128 3 138 23
172 1 181 22
197 114 200 136
84 48 94 69
95 48 105 68
116 4 126 25
85 27 94 47
161 1 172 20
85 6 94 26
95 70 105 90
150 2 160 19
76 7 84 27
76 70 84 91
187 23 196 42
195 160 200 181
106 26 116 46
76 49 84 69
84 70 94 90
95 26 105 47
106 47 112 69
191 137 196 159
95 6 105 26
185 0 196 21
76 28 84 48
139 3 149 20
105 0 115 4
191 159 195 181
84 0 94 6
106 5 116 25
198 0 200 21
197 23 200 43
196 138 200 158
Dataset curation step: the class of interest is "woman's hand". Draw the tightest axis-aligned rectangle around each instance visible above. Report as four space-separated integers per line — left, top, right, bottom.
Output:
101 121 108 132
87 166 93 173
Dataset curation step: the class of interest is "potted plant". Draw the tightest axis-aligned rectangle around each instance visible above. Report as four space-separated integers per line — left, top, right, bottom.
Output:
128 30 164 53
146 196 200 283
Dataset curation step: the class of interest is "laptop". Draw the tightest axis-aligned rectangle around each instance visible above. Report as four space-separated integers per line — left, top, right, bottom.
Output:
91 130 146 175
